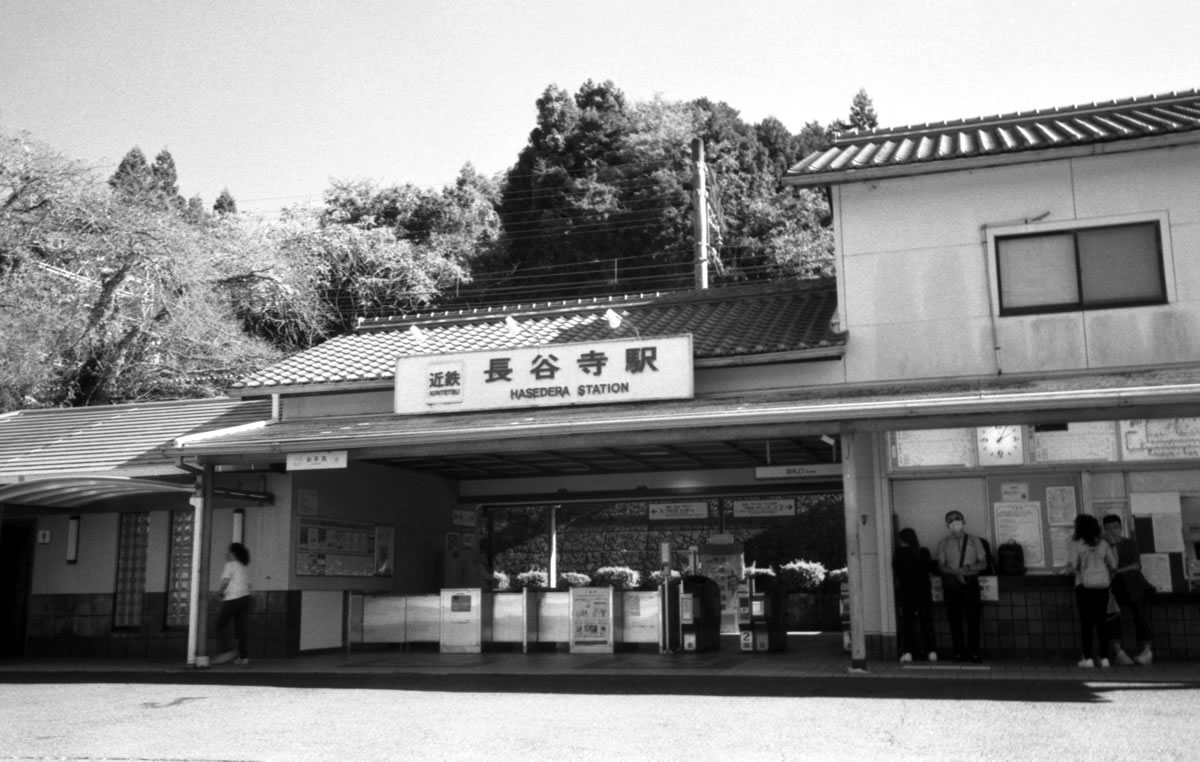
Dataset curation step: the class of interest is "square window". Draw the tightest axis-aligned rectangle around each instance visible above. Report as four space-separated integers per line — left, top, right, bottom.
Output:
996 221 1165 315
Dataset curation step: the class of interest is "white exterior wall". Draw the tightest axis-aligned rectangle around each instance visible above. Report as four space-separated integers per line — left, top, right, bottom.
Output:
837 142 1200 382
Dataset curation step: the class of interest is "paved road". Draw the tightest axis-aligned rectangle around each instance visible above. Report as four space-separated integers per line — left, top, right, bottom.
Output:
1 671 1196 761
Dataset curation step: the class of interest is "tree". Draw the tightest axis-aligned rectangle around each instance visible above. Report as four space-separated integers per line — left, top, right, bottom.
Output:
271 207 469 335
108 147 154 202
213 188 237 215
845 88 879 131
150 149 183 208
1 129 282 409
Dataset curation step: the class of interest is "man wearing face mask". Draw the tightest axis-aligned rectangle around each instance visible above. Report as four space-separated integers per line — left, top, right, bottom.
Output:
935 511 987 662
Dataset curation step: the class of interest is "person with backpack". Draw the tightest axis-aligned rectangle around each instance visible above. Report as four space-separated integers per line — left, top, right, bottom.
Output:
935 511 988 663
894 528 937 664
1063 514 1117 668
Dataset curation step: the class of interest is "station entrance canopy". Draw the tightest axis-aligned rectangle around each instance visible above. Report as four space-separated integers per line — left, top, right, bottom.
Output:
170 368 1200 484
0 398 272 513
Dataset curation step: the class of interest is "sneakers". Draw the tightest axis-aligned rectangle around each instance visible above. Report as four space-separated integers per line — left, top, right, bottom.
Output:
1114 649 1135 666
899 652 913 663
1077 657 1095 668
234 658 250 666
927 652 938 663
1099 658 1111 668
1135 647 1153 666
210 650 236 665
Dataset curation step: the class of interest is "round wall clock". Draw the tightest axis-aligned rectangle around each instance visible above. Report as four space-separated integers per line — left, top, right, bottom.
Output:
977 425 1024 466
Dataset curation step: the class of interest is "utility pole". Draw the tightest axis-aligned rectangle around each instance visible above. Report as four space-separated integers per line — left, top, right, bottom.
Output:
692 137 708 290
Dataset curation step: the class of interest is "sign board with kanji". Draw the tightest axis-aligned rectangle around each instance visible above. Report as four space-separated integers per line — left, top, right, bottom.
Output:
394 335 693 414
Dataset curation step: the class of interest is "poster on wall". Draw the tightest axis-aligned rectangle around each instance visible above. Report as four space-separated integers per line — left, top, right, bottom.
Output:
296 518 381 577
1120 419 1200 460
570 587 612 645
993 502 1045 568
891 429 974 469
1049 526 1074 567
1045 486 1078 525
1031 422 1118 463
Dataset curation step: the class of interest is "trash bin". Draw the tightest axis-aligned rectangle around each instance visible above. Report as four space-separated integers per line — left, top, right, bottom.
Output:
740 574 786 652
678 575 721 652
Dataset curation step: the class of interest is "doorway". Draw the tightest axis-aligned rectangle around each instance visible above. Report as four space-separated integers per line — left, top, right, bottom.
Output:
0 523 34 657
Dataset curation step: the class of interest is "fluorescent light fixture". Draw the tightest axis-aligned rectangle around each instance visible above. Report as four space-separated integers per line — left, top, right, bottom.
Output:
233 509 244 544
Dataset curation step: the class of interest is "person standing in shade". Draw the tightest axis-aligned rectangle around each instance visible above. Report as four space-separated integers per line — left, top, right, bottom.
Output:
1064 514 1117 668
894 528 937 663
1103 514 1154 665
935 511 987 662
212 542 252 666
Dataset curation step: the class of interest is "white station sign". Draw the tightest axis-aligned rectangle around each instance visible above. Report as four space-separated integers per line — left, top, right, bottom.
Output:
395 335 694 414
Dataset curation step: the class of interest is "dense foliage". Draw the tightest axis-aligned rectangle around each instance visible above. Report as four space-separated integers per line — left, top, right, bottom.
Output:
0 84 875 411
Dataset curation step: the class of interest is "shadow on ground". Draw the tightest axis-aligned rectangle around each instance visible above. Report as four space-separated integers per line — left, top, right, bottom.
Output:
2 668 1195 704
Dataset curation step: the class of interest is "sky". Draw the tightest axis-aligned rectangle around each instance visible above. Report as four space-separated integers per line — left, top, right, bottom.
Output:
2 0 1199 214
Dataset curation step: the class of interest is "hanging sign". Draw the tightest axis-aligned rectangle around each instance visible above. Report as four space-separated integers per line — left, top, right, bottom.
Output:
755 464 843 479
648 501 709 521
395 335 693 414
732 498 796 518
287 450 348 470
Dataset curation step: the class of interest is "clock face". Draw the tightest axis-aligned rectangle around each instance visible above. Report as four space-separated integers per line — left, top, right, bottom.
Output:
977 426 1024 465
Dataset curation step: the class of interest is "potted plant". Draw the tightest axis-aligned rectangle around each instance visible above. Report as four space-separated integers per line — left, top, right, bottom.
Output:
778 559 828 630
559 571 592 588
513 568 549 590
592 566 640 590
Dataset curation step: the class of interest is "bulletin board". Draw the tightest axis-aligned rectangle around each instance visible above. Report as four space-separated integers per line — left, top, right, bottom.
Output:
296 518 390 577
987 474 1081 571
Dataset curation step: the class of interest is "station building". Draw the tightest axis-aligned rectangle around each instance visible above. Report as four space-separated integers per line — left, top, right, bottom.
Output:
3 88 1200 666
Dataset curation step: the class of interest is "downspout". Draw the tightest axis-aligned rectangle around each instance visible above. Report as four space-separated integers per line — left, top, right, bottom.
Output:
980 211 1051 375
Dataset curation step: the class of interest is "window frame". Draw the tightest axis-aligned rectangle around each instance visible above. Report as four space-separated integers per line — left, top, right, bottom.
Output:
988 214 1170 317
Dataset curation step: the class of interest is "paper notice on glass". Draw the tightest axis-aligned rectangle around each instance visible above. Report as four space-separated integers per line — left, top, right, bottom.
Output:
1130 492 1181 515
1046 486 1077 525
1001 483 1030 502
1151 513 1185 552
1141 553 1172 593
1050 526 1075 568
994 502 1045 567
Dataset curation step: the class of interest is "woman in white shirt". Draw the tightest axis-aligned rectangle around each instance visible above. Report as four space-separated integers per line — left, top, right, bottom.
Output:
213 543 251 666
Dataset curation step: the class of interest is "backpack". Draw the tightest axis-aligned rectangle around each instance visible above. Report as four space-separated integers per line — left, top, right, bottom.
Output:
1078 543 1111 589
997 541 1026 576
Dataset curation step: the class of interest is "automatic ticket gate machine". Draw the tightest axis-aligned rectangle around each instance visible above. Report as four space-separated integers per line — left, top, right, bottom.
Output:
676 575 721 652
739 574 787 652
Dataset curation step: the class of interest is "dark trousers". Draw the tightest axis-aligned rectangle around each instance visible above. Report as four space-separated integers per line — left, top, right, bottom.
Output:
898 597 936 656
1114 596 1154 649
1076 586 1111 661
943 578 981 658
215 596 251 659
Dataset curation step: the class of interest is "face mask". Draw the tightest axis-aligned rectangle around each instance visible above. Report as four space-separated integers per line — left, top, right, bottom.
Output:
949 520 964 532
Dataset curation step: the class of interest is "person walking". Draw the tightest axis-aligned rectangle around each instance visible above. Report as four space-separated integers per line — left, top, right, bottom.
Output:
894 528 937 663
212 542 252 666
1064 515 1117 668
935 511 987 662
1103 514 1154 665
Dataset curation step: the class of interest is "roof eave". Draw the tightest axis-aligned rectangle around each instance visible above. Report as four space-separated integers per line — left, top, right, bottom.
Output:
230 346 848 398
170 382 1200 460
784 131 1200 188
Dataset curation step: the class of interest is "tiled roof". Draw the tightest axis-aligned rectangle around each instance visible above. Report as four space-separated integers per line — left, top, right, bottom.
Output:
0 397 272 479
230 280 843 394
787 89 1200 186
